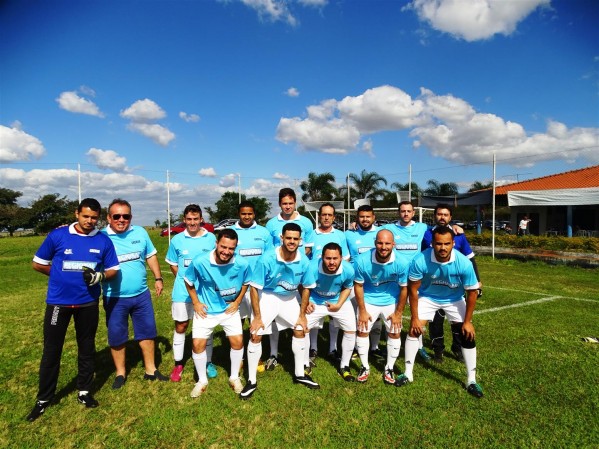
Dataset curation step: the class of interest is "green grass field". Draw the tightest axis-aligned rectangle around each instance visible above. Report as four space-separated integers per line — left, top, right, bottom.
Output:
1 232 598 449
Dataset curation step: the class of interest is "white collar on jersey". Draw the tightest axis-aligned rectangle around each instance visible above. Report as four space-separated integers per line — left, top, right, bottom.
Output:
234 221 257 229
69 223 99 237
275 246 302 263
276 211 300 222
394 220 415 227
210 249 235 266
370 248 395 265
315 227 335 235
183 228 208 238
429 249 456 265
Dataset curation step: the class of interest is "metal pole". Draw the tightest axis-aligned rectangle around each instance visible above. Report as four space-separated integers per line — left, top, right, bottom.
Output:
238 173 241 204
78 163 81 203
408 163 412 201
167 170 171 245
492 153 496 259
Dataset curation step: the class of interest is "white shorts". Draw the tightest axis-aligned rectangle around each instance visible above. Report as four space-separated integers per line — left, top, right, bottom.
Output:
361 303 398 333
307 302 356 332
417 297 466 323
252 291 301 336
192 310 243 339
172 302 194 322
238 291 252 320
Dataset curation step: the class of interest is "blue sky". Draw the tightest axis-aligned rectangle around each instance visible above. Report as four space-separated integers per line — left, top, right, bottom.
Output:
1 0 598 224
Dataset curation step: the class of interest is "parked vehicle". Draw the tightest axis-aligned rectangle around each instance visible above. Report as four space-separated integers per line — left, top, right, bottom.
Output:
160 222 214 236
213 218 238 231
449 219 465 227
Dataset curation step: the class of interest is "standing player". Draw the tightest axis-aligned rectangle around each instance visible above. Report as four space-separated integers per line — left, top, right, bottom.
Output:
262 188 314 370
101 199 168 390
354 229 409 385
184 229 251 397
27 198 120 422
240 223 319 399
398 227 483 398
300 243 357 382
421 203 482 363
165 204 216 382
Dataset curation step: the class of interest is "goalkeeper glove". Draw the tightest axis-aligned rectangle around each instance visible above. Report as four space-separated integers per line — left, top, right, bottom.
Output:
82 266 105 286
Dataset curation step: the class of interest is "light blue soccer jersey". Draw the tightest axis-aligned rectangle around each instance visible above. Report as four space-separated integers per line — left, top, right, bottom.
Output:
229 221 273 270
33 224 120 306
354 248 409 306
184 251 251 314
409 248 479 304
266 213 314 249
344 225 378 262
166 230 216 303
383 221 428 260
303 259 354 305
249 247 311 296
101 225 156 298
311 228 349 260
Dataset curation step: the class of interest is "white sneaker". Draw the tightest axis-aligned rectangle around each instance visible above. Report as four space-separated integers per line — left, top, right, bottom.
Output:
229 377 244 394
190 381 208 398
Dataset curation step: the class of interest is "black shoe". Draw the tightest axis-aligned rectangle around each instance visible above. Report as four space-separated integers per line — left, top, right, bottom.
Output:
369 347 387 359
433 350 444 364
239 382 257 400
293 374 320 389
327 349 341 362
26 400 50 422
337 366 355 382
467 382 484 398
144 369 169 382
112 375 126 390
77 393 99 408
309 349 317 367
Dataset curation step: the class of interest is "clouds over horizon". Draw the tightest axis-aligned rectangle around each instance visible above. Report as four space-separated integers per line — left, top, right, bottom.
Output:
121 99 175 147
276 85 599 166
0 124 46 163
86 148 131 173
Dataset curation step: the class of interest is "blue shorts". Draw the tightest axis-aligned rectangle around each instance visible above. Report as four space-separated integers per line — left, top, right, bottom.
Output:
104 289 157 347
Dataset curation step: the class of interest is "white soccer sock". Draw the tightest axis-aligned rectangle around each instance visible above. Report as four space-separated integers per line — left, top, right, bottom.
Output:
292 336 307 378
269 325 279 357
418 334 424 350
356 335 370 370
229 348 244 381
328 322 339 353
462 347 477 384
386 336 402 371
173 331 186 362
206 335 214 363
340 332 356 368
192 350 208 384
247 341 262 384
404 336 419 381
369 320 382 351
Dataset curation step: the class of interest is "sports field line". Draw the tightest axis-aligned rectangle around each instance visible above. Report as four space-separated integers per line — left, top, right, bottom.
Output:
486 286 597 303
475 296 560 314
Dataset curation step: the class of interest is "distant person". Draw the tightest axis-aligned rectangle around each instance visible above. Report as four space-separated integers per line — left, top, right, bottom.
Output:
27 198 120 422
518 215 532 236
101 199 168 390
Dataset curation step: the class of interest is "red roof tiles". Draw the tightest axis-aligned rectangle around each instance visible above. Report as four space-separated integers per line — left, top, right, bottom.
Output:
495 165 599 195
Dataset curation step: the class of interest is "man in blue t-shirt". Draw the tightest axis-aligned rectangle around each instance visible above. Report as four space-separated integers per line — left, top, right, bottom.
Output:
184 229 251 398
101 199 168 390
165 204 216 382
27 198 120 422
397 226 483 397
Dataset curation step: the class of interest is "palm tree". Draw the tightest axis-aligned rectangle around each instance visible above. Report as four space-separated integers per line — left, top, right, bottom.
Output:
299 172 337 202
390 181 422 201
347 169 389 200
468 180 493 192
424 179 459 196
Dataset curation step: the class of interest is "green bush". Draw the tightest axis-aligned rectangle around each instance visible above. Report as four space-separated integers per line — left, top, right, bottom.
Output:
467 231 599 253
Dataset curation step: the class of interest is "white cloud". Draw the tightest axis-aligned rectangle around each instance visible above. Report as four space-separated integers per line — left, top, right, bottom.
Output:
86 148 131 173
285 87 300 97
179 111 201 123
79 85 97 97
126 123 175 147
199 167 218 177
241 0 298 26
273 172 289 179
298 0 327 6
120 99 166 122
276 116 360 154
0 125 46 162
220 173 238 187
56 91 104 117
406 0 550 42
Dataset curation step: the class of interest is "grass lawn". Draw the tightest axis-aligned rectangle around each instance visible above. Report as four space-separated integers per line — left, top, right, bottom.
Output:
0 232 598 449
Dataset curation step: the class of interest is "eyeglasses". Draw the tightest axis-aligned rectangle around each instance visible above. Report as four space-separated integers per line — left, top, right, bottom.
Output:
112 214 131 220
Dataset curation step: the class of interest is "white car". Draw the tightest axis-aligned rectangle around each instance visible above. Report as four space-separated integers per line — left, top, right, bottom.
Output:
213 218 238 231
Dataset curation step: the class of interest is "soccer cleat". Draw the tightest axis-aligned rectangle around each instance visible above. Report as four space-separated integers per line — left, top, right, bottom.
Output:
26 400 50 422
264 356 279 371
356 367 370 383
144 370 169 381
256 360 266 373
418 348 432 362
77 393 99 408
337 366 355 382
304 365 313 376
466 382 484 398
383 368 398 386
190 381 208 398
351 351 359 360
239 381 257 400
170 364 184 382
293 375 321 389
206 362 218 379
327 349 341 362
309 349 317 367
112 375 126 390
395 373 411 387
229 378 244 394
433 350 444 364
369 347 387 359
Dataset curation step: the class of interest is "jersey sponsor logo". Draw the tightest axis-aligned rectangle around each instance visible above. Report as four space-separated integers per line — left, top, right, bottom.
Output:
89 249 100 253
395 243 418 250
62 261 97 271
64 249 73 255
371 279 397 287
219 287 237 297
239 248 262 257
131 240 141 244
277 280 298 291
358 247 371 253
184 258 192 267
118 252 141 263
431 280 459 289
315 289 338 297
253 237 264 241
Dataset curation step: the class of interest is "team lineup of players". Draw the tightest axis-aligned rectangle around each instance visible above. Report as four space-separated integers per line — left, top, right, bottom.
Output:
26 188 483 421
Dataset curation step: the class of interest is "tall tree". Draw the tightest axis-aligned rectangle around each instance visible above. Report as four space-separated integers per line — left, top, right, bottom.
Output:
299 172 337 202
29 193 78 234
468 181 493 192
205 191 270 224
0 187 22 205
347 169 389 200
0 204 31 236
424 179 459 196
390 181 422 201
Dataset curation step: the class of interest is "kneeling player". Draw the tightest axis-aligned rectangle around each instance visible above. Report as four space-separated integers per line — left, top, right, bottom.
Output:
184 229 250 397
398 227 483 397
300 243 356 381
